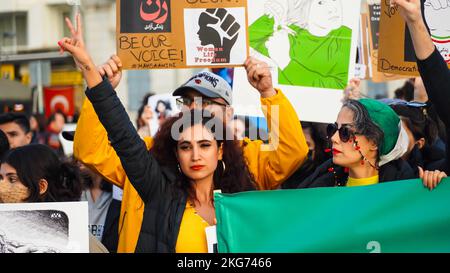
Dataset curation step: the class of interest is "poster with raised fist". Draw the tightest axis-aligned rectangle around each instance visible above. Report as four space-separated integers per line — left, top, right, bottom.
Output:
184 8 247 66
117 0 248 70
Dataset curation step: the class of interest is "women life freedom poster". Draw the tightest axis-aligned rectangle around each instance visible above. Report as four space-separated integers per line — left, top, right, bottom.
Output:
117 0 249 69
232 0 360 123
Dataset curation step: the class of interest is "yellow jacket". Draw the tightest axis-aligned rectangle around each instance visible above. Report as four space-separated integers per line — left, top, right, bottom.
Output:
74 89 307 253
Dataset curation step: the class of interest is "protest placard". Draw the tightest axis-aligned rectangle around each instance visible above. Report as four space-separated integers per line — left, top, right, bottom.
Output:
367 2 408 82
147 93 179 136
378 0 450 76
117 0 249 70
356 13 370 80
0 202 89 253
232 0 360 123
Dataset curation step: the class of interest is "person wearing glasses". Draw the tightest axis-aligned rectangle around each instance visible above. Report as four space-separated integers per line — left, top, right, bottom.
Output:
65 15 308 252
297 98 447 189
58 17 266 251
343 78 446 178
392 0 450 176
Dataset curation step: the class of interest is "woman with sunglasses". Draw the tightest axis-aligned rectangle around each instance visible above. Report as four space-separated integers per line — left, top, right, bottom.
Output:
298 98 446 189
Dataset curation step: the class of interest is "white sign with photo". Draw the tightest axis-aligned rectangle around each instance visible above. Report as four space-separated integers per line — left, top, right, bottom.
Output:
147 93 180 136
0 202 89 253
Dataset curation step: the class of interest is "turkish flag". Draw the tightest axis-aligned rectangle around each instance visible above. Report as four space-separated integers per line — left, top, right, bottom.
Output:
43 86 74 118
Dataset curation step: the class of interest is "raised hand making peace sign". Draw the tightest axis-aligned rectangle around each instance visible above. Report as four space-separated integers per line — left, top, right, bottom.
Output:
58 13 102 88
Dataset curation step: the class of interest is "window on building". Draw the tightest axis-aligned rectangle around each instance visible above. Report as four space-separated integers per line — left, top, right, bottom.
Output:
0 12 27 51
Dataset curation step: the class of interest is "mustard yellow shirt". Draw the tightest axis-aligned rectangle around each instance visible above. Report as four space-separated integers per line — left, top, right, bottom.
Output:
347 175 379 187
175 202 210 253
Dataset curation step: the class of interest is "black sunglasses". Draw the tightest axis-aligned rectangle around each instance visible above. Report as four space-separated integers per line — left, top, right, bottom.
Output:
327 123 358 143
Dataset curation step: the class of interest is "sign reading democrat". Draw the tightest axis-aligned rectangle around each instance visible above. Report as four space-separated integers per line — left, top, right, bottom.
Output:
378 0 450 76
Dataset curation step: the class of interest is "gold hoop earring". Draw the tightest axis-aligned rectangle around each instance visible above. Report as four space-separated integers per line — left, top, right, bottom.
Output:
221 160 226 173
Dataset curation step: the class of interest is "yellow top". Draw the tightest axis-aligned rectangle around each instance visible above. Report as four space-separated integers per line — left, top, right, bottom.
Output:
347 175 379 187
74 89 308 252
175 202 209 253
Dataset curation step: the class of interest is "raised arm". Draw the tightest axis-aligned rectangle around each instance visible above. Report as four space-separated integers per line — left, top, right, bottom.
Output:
73 55 154 188
59 14 164 201
243 57 308 190
74 96 154 188
393 0 450 172
393 0 450 125
391 0 435 59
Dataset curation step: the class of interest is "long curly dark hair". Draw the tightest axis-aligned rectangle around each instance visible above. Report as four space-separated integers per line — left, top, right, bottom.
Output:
150 109 256 203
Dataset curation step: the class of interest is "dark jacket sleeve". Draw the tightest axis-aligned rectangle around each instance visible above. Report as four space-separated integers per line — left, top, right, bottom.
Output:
417 48 450 126
379 159 416 182
85 79 165 202
297 159 335 189
417 48 450 173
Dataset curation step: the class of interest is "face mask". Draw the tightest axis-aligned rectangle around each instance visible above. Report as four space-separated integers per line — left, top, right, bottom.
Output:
0 181 30 203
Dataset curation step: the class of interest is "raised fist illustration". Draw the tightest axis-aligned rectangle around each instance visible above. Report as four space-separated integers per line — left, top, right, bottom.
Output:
197 8 241 63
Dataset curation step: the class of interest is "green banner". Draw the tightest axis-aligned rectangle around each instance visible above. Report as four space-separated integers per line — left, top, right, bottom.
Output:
215 178 450 253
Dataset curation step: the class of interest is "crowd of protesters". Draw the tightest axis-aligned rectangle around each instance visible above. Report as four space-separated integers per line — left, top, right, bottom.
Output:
0 0 449 253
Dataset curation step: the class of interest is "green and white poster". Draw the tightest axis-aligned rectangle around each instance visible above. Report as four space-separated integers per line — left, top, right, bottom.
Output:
232 0 360 123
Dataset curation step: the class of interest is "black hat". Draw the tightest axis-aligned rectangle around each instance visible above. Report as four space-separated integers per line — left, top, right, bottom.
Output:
62 131 75 142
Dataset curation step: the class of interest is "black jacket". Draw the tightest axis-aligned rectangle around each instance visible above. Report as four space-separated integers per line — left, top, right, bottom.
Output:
282 157 317 189
407 143 445 175
297 159 416 189
86 79 187 253
101 198 121 253
417 48 450 173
